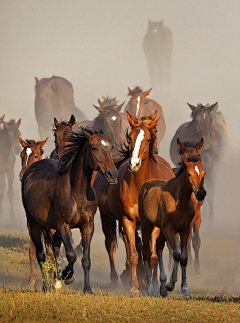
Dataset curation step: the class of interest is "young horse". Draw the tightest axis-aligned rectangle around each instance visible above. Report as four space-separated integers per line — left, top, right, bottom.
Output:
139 154 206 297
94 111 174 292
170 102 227 222
21 128 117 293
19 137 50 291
0 115 21 217
123 87 166 149
74 97 125 154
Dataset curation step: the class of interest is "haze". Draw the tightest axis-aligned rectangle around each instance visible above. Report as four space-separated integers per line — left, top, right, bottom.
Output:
0 0 239 293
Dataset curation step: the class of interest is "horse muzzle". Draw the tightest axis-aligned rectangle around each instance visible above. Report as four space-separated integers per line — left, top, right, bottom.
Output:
103 168 118 184
194 188 207 201
128 158 141 173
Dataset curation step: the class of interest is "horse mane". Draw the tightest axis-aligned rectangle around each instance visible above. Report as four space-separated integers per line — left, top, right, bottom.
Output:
52 119 74 133
24 139 45 155
176 155 200 178
102 96 118 107
58 127 103 173
128 87 143 96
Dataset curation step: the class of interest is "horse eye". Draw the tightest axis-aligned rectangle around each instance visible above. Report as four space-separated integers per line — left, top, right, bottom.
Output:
187 173 191 177
147 138 151 142
35 155 38 158
92 146 97 151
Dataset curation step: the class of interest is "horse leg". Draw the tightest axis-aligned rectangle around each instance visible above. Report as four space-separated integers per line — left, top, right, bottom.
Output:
135 229 145 286
156 233 168 297
0 173 5 215
6 168 14 217
51 232 63 291
122 217 139 293
29 237 36 292
120 231 131 288
80 219 94 294
141 220 154 296
163 226 181 292
58 223 76 285
180 227 191 297
150 226 160 292
100 211 118 285
187 221 193 274
192 208 201 276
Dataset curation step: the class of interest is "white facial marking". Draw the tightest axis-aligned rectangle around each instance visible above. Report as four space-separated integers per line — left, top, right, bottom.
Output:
195 166 200 176
111 116 117 121
26 148 32 156
136 96 141 117
130 129 145 167
0 123 4 130
203 113 206 119
101 140 108 147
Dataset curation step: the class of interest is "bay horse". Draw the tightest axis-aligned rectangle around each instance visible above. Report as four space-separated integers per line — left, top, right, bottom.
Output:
19 136 51 291
143 19 173 96
0 115 21 217
94 111 174 292
75 97 125 154
21 128 117 293
34 76 86 154
123 87 166 150
170 102 227 222
139 154 206 297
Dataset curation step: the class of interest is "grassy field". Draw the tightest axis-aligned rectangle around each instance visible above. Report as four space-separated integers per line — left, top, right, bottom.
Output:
0 228 240 322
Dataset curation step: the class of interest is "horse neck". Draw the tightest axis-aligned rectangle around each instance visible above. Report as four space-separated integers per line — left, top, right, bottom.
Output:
170 169 193 206
129 157 150 190
0 129 12 156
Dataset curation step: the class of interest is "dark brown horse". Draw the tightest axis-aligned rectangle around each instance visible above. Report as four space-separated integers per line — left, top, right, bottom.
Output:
34 76 86 153
170 102 227 222
94 111 174 292
139 154 206 297
19 136 50 291
21 128 117 293
75 97 125 154
0 115 21 217
143 19 173 96
123 87 166 150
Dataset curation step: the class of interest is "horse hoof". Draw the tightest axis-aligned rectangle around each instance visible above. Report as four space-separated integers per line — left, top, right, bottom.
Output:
147 285 154 297
160 288 168 298
181 287 192 298
166 282 175 292
53 279 62 290
64 275 74 285
84 285 95 295
129 287 140 294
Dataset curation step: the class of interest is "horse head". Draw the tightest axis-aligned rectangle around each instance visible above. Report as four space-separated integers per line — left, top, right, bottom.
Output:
4 118 22 154
177 137 203 162
126 87 152 118
181 155 206 202
19 137 48 180
188 102 218 149
93 98 125 151
126 110 159 172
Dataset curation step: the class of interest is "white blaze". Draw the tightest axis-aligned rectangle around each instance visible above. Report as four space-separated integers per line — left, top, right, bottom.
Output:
101 140 108 147
111 116 117 121
130 129 145 167
195 166 200 176
25 147 32 164
136 96 141 117
203 113 206 119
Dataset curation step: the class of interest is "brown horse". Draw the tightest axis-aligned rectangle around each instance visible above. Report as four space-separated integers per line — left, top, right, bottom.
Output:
19 136 50 291
143 19 173 96
94 111 174 292
139 154 206 297
75 97 125 154
0 115 21 217
123 87 166 150
21 128 117 293
35 76 86 154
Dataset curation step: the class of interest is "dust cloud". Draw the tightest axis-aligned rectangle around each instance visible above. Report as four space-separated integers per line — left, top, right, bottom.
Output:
0 0 240 295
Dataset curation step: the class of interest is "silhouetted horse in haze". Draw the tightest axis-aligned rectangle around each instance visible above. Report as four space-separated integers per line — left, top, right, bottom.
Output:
143 19 173 96
170 102 227 222
34 75 86 154
0 115 21 217
21 128 117 293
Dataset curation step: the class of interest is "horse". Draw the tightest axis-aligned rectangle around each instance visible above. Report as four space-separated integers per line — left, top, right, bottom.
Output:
0 115 21 217
170 102 227 222
139 154 206 297
123 87 166 150
19 136 51 291
93 111 174 292
74 97 125 154
34 75 86 154
143 19 173 96
21 127 117 293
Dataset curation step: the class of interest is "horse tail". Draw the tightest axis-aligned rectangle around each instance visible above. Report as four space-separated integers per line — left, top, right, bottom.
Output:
41 227 54 260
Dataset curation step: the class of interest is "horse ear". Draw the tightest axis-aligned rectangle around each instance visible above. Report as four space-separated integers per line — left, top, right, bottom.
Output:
69 114 76 126
19 136 28 148
37 137 48 148
148 116 161 129
16 119 21 128
48 76 54 87
54 117 60 127
142 88 152 97
195 138 204 150
98 98 104 107
128 87 133 95
208 102 218 112
150 110 158 120
116 102 125 112
177 138 185 150
187 103 197 112
82 128 92 139
93 104 103 112
35 77 39 85
0 115 5 123
126 110 139 128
